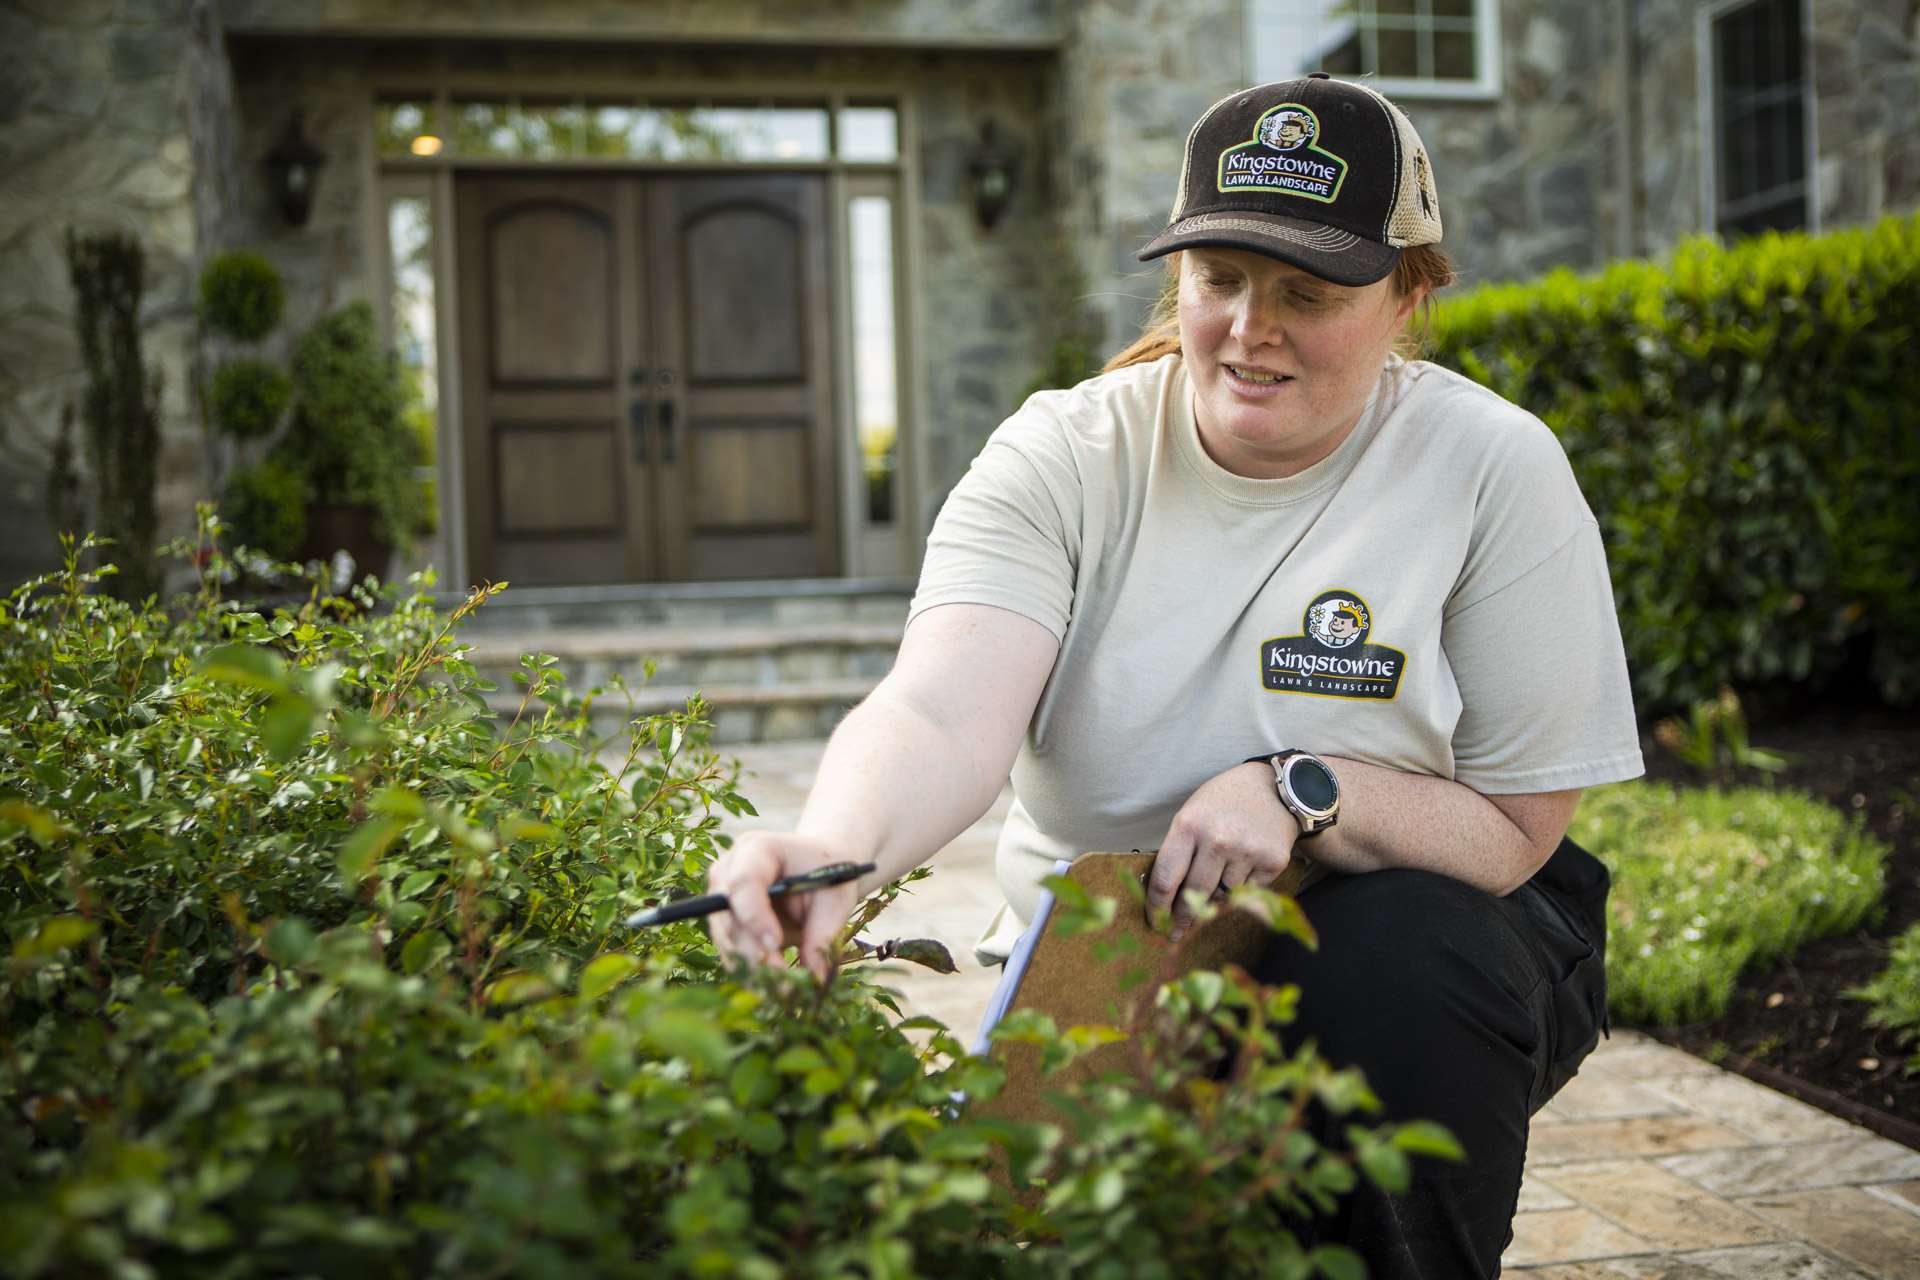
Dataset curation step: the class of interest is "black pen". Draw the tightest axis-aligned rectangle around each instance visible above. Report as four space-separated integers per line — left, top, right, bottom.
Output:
622 861 877 928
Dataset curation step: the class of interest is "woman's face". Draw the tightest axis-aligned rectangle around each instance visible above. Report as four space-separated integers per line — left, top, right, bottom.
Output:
1177 247 1419 479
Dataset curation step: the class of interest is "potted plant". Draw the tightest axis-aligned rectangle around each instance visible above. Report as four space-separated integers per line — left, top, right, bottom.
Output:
273 300 428 576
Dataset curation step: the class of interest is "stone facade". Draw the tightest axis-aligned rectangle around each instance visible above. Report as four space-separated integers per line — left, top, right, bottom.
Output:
0 0 210 587
1 0 1914 586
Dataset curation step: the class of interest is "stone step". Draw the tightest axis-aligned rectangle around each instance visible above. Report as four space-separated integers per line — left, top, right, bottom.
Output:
484 676 877 744
446 577 914 634
464 621 902 690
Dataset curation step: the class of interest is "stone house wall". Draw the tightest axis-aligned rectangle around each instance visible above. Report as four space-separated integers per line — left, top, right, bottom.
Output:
0 0 212 587
1 0 1914 587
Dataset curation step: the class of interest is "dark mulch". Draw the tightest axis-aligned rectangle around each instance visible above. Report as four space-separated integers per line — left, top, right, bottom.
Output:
1625 702 1920 1141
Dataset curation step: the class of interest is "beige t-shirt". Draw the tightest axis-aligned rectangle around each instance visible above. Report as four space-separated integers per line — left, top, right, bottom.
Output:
909 354 1644 962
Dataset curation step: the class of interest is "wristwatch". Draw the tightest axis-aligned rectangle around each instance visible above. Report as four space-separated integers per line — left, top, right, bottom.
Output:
1244 750 1341 838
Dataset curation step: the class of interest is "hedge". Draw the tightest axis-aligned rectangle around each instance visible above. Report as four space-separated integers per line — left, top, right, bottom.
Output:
1428 213 1920 712
0 518 1446 1279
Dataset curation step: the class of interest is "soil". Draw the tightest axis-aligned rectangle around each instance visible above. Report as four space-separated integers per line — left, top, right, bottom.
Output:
1627 702 1920 1144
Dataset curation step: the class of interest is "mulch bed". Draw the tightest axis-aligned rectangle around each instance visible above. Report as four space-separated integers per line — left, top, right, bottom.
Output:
1626 703 1920 1144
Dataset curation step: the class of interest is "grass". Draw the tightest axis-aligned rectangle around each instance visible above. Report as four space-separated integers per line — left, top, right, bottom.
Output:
1573 781 1887 1026
1847 922 1920 1075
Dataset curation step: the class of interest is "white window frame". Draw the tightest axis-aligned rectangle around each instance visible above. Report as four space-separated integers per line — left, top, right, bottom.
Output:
1246 0 1503 102
1696 0 1821 240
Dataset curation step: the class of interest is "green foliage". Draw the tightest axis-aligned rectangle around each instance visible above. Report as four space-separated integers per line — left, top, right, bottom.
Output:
208 356 294 440
222 458 312 561
0 520 1436 1277
1574 782 1887 1025
63 228 162 602
198 250 287 342
1653 686 1790 781
276 301 429 551
1430 213 1920 710
1846 923 1920 1076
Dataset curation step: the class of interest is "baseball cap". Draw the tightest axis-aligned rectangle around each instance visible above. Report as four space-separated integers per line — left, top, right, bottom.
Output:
1137 74 1444 286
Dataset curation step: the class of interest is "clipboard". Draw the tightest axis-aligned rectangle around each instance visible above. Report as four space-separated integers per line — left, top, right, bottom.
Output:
969 850 1320 1133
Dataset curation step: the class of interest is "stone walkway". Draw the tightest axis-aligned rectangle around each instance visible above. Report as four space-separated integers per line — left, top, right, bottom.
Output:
720 739 1920 1278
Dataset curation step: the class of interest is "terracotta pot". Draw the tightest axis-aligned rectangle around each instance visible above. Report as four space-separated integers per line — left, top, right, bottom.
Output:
298 502 393 581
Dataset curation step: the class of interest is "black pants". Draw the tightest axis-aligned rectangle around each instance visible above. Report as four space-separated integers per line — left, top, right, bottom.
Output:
1250 838 1611 1279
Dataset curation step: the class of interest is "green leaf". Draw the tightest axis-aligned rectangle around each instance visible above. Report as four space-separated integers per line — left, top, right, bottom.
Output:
646 1010 731 1076
1309 1244 1367 1280
486 972 558 1006
261 696 314 762
396 870 439 900
1356 1141 1411 1192
400 930 451 975
580 953 640 1001
14 915 96 960
265 918 316 966
1389 1120 1465 1160
337 816 402 884
730 1053 777 1108
774 1046 828 1075
196 643 287 693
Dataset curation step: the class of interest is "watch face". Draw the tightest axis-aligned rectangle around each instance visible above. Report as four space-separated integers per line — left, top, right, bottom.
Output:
1284 756 1339 815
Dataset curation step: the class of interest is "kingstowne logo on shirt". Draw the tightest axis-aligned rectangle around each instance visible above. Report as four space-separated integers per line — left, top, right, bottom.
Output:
1259 589 1407 701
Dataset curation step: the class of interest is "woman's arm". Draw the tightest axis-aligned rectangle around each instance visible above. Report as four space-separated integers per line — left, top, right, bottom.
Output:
705 603 1059 976
1148 757 1581 939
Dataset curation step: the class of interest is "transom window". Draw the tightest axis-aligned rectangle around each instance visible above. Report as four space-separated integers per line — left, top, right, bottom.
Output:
375 99 898 164
1709 0 1810 238
1249 0 1500 99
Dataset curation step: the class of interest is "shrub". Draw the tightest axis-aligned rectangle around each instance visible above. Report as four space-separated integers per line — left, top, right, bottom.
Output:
1573 781 1887 1025
208 356 294 439
1429 213 1920 711
0 523 1440 1278
277 302 429 551
221 457 311 560
199 249 286 342
63 228 162 602
1847 923 1920 1076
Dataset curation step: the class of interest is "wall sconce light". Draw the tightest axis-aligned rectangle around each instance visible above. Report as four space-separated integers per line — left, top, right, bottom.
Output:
266 111 327 227
969 120 1019 230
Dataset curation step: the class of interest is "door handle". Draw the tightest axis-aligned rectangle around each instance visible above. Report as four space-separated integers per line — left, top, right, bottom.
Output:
658 400 676 465
629 399 650 464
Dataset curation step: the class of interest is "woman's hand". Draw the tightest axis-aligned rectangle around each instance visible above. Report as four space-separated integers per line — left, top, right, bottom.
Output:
1147 761 1297 942
705 830 863 981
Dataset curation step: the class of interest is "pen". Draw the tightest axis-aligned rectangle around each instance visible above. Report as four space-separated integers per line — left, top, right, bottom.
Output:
622 861 877 929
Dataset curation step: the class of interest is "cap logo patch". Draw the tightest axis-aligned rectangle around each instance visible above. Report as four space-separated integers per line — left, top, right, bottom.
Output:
1218 103 1349 205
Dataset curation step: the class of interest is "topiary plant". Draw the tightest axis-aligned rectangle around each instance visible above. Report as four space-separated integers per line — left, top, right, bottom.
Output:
221 457 310 560
275 301 427 552
207 357 293 440
198 250 285 342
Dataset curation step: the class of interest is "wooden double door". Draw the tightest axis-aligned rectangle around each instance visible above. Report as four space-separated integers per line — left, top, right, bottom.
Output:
455 173 839 585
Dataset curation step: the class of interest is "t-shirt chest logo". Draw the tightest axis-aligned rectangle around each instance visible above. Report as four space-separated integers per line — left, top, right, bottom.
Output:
1259 589 1407 701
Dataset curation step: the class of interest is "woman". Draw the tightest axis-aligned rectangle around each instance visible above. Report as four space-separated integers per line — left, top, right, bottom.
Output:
707 74 1642 1277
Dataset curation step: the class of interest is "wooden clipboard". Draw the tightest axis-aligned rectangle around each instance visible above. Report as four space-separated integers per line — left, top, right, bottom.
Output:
971 850 1320 1133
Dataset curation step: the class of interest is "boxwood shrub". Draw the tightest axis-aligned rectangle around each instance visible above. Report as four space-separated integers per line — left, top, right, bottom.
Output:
1429 213 1920 712
0 519 1449 1279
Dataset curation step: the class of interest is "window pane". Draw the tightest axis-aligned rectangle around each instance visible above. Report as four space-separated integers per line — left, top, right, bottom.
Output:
1377 26 1419 76
848 196 898 525
387 196 439 535
1713 0 1806 238
1433 30 1477 79
1251 0 1486 84
376 99 441 156
839 107 899 162
663 107 830 161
